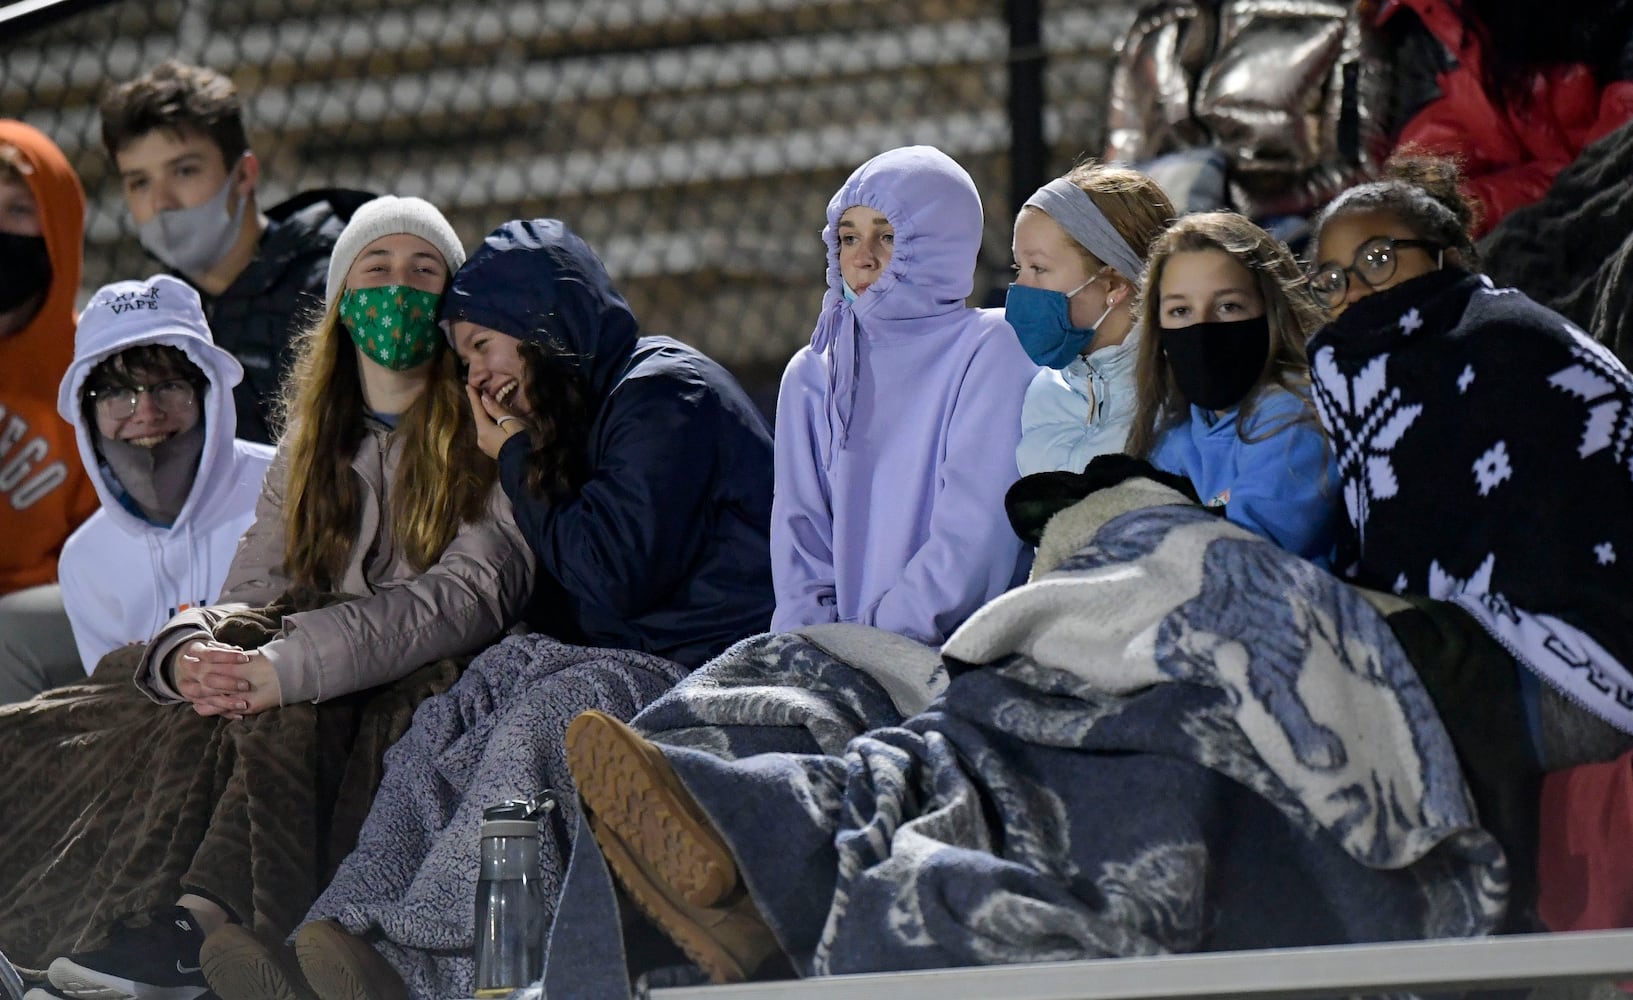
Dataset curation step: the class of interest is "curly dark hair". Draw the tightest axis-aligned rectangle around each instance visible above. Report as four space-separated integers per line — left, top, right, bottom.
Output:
1313 152 1482 270
513 340 593 502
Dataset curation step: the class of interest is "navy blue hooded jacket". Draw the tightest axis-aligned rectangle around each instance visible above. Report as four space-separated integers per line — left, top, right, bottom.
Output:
443 219 774 667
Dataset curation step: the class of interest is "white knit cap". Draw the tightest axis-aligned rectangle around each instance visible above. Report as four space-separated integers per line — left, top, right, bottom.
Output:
324 195 466 303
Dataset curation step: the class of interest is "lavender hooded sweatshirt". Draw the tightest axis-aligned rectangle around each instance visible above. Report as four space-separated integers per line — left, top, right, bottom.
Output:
771 146 1038 646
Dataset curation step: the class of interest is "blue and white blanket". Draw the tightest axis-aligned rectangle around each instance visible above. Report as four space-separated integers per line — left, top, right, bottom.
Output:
546 480 1508 991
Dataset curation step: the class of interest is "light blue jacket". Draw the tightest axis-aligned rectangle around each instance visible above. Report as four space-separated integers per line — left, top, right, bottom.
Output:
1016 329 1142 476
1148 386 1339 566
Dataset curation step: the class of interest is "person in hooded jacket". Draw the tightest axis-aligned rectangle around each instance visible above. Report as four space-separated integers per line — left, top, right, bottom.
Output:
56 274 274 675
99 60 375 445
772 145 1037 647
444 217 775 668
0 119 101 703
191 219 771 1000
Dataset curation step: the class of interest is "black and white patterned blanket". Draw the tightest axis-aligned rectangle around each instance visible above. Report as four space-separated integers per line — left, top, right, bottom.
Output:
1308 268 1633 739
543 480 1507 993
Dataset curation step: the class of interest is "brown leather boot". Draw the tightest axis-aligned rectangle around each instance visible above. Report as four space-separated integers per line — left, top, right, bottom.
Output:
200 924 318 1000
291 922 406 1000
566 710 782 983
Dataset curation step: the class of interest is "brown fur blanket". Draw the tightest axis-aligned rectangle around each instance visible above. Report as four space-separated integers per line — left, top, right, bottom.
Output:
0 598 461 970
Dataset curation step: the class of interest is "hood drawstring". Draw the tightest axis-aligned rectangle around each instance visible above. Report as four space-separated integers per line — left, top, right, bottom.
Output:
810 296 861 466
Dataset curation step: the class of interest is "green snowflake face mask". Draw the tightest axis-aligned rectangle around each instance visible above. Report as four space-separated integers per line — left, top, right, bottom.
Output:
339 285 444 371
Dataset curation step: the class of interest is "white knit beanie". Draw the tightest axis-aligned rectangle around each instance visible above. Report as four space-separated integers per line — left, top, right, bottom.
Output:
324 195 466 303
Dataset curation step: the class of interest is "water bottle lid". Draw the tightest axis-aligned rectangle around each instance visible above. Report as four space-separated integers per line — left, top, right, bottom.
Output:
480 818 542 838
480 792 556 837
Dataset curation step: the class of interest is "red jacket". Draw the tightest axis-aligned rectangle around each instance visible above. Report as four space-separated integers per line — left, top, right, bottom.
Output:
1381 0 1633 235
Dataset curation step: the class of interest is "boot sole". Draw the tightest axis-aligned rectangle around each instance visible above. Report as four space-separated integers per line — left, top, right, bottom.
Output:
587 812 751 984
565 710 737 908
199 925 314 1000
291 923 404 1000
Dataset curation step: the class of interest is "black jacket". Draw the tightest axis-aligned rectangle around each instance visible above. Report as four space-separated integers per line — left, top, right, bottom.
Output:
444 219 775 667
197 188 375 444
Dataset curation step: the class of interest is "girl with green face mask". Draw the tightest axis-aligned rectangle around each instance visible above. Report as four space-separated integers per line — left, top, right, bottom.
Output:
334 227 450 378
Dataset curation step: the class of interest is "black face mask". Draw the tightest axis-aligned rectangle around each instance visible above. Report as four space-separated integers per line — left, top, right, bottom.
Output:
0 231 52 314
1160 314 1272 411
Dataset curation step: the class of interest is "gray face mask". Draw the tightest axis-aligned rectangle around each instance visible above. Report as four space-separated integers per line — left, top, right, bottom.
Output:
136 167 248 277
97 421 206 527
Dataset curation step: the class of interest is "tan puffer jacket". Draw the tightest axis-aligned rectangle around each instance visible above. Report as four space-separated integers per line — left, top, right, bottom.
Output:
136 418 533 704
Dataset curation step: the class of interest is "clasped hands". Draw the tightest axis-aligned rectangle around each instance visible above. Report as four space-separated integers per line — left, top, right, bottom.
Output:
169 639 283 720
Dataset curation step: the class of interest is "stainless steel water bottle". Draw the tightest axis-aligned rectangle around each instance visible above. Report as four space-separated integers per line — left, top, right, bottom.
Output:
473 792 556 998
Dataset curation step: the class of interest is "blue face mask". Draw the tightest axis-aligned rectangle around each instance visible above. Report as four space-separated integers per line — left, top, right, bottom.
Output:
842 282 859 304
1004 275 1115 369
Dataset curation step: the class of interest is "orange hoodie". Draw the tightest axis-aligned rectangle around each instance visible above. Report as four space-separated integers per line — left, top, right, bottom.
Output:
0 120 98 595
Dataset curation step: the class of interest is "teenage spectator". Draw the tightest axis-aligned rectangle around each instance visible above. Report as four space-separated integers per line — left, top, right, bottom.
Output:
56 275 274 674
1009 162 1175 476
196 218 773 1000
0 119 100 703
1308 156 1633 768
772 145 1037 646
448 218 774 665
0 197 531 1000
1307 157 1633 916
1127 212 1340 564
99 60 375 444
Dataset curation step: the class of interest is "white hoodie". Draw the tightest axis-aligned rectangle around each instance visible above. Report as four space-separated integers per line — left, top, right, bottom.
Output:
55 275 275 673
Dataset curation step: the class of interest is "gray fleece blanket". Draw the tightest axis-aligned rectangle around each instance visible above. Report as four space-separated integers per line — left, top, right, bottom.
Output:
544 481 1508 994
303 633 688 1000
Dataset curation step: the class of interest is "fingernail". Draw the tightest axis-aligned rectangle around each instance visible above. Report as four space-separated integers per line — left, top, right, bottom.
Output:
238 682 249 691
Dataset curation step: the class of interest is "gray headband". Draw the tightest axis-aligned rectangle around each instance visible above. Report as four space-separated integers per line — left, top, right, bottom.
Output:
1023 178 1146 284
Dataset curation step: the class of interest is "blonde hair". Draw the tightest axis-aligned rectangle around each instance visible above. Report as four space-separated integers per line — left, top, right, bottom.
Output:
1126 212 1325 458
1022 160 1176 287
277 293 493 589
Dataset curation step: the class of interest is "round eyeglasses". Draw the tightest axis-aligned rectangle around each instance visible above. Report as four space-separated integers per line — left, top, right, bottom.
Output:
1308 236 1444 307
87 379 196 420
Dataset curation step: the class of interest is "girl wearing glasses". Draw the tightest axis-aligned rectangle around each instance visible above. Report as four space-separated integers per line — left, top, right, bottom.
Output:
1126 211 1340 564
54 274 273 676
1307 158 1633 789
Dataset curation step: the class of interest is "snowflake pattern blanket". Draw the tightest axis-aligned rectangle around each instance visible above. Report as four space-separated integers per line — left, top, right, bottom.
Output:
544 480 1507 993
1308 269 1633 737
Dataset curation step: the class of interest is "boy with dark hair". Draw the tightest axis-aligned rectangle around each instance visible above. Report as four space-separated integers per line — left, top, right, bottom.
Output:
99 60 374 444
57 275 274 680
0 119 100 703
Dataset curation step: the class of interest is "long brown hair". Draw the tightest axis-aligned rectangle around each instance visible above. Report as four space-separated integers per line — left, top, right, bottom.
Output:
277 294 494 590
1126 212 1325 458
